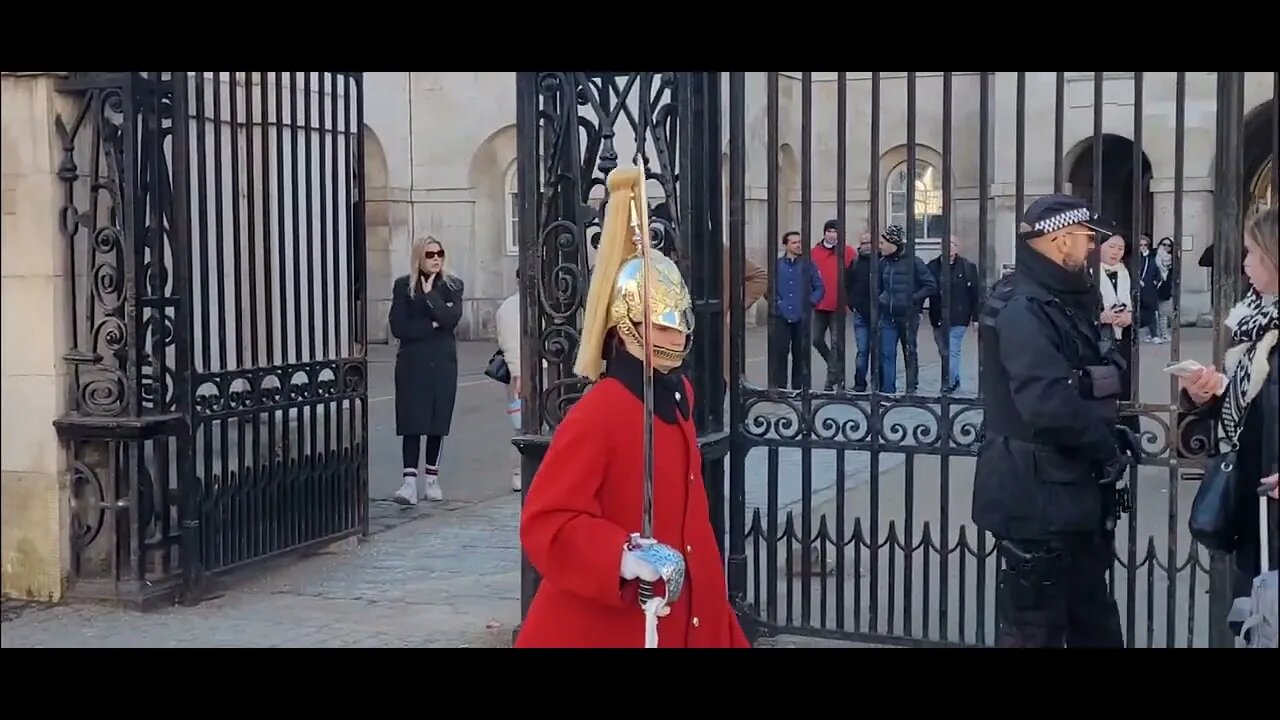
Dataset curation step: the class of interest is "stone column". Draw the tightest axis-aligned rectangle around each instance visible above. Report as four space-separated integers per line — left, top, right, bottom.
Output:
1 72 73 601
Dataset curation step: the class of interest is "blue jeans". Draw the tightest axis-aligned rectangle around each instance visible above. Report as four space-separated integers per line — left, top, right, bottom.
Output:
932 324 967 389
878 314 920 393
851 312 871 389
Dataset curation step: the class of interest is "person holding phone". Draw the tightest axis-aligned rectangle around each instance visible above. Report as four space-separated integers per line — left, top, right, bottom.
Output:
1177 206 1279 605
389 236 465 505
1098 234 1137 433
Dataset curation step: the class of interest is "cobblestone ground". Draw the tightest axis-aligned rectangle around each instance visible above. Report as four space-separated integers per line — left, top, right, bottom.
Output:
1 495 522 648
756 634 900 648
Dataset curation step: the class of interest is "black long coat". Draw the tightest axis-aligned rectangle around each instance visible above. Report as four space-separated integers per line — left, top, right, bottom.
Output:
389 273 463 437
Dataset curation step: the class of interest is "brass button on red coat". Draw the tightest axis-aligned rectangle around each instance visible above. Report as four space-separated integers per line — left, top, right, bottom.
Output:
692 617 700 627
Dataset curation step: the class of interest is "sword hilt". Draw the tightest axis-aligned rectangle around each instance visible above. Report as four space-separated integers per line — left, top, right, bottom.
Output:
627 533 687 609
638 580 655 607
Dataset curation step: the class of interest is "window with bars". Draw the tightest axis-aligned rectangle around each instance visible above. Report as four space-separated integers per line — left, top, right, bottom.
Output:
886 159 945 250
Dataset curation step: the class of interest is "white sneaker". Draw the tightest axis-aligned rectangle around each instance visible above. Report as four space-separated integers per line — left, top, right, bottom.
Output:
392 476 418 506
422 475 444 502
511 470 522 492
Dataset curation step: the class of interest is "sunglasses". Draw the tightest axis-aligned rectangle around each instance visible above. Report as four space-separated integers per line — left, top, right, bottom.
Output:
423 250 445 259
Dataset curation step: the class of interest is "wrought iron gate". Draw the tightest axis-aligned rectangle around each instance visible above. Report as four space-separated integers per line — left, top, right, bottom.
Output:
515 72 1275 648
723 71 1276 649
54 72 369 608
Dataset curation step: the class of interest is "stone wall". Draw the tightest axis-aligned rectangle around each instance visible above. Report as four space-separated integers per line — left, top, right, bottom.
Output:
1 72 72 601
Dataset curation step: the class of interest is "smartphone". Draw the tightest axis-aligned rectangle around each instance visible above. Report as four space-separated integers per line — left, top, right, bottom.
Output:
1162 359 1205 377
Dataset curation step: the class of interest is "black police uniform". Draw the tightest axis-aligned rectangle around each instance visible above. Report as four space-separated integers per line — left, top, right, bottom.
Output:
971 195 1128 648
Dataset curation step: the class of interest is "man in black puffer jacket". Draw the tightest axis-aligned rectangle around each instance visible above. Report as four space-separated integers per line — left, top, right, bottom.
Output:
874 225 937 394
927 238 982 394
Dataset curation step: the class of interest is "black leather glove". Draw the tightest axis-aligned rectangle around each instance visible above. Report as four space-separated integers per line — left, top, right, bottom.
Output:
1098 425 1142 487
1097 456 1125 486
1113 425 1143 460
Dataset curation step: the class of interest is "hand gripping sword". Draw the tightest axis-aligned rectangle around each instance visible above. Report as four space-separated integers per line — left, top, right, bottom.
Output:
620 179 686 648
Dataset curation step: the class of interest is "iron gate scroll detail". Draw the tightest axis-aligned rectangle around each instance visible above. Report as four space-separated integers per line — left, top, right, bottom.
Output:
723 71 1276 648
54 72 369 606
514 72 728 621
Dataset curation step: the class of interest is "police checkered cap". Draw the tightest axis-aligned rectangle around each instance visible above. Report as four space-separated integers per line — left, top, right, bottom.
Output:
1017 194 1110 241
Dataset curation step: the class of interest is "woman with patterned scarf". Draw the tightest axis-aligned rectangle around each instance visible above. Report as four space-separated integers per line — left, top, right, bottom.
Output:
1179 205 1279 601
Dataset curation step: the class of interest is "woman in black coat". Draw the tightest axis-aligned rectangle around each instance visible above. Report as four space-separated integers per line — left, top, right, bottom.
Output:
1135 235 1165 343
389 236 464 505
1179 206 1279 607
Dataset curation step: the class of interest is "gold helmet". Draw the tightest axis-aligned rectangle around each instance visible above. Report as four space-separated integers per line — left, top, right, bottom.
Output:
573 167 695 380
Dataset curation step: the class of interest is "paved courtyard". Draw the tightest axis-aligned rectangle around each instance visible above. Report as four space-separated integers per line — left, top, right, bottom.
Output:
2 494 523 648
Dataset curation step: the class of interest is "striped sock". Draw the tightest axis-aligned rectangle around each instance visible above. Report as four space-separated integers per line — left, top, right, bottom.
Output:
424 464 439 483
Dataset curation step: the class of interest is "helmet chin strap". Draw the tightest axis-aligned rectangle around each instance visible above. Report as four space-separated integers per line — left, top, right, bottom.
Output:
619 324 688 372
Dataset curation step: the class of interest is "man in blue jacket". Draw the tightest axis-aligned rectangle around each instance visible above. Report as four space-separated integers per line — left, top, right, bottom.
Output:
773 231 825 389
875 225 937 394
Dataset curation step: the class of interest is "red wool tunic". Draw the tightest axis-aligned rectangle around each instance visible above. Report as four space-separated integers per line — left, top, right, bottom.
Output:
515 370 750 649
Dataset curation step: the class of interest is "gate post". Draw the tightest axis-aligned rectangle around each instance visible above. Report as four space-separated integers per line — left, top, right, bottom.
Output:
167 72 200 600
1207 70 1246 649
513 72 594 627
51 72 187 608
675 72 730 562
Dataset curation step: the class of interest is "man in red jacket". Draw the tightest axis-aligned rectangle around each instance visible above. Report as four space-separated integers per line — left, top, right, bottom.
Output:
811 219 858 390
515 167 751 649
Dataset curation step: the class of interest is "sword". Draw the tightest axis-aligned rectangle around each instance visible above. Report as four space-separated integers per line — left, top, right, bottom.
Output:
628 196 657 599
608 168 684 648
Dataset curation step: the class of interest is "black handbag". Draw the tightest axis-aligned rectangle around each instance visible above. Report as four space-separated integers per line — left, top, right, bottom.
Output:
1188 448 1240 553
485 350 511 385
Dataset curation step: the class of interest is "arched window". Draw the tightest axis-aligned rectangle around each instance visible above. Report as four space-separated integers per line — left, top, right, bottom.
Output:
886 159 945 250
504 162 519 255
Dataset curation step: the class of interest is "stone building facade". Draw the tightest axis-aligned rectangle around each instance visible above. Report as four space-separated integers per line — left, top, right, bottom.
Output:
360 71 1276 340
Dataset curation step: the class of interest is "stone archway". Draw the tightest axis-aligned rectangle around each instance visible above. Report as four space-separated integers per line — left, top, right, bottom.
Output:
362 125 392 344
1066 133 1154 246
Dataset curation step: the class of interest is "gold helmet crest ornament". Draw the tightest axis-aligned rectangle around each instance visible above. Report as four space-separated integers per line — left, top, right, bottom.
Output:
573 167 695 380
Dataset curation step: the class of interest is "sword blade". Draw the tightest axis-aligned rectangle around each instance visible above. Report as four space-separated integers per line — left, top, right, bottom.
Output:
635 198 655 540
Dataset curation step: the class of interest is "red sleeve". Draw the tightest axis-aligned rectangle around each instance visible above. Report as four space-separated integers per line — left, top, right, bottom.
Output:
519 388 634 608
843 245 856 267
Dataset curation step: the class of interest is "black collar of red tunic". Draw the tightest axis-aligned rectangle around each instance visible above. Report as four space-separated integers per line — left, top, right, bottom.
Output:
603 344 690 424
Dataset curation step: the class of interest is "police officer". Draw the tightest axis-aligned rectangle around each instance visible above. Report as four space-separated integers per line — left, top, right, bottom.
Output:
972 194 1129 648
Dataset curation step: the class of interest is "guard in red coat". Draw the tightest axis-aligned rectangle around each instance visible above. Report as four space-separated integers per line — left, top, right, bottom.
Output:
515 167 751 649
